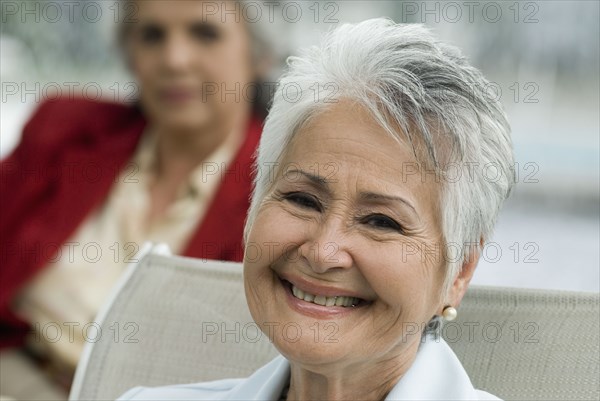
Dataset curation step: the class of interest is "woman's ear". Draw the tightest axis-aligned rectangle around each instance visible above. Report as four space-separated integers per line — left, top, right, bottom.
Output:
442 239 483 311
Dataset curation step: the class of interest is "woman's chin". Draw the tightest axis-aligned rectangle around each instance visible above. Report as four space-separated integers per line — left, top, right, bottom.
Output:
145 102 213 133
259 313 356 368
273 332 351 368
158 115 213 134
159 118 216 138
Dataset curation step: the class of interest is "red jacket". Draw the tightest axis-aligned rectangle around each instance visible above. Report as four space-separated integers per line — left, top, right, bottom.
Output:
0 98 261 348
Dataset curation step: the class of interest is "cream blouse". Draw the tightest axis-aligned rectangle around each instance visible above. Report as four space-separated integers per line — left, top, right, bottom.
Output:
13 127 243 369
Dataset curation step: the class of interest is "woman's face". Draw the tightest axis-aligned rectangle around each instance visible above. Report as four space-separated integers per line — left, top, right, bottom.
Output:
244 101 458 372
127 0 254 131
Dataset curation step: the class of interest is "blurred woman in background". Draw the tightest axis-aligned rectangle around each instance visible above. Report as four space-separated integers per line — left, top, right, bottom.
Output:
0 1 271 399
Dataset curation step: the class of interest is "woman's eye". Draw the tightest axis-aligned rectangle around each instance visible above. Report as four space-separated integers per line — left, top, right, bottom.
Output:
362 214 403 232
190 23 220 42
139 25 164 44
283 192 322 211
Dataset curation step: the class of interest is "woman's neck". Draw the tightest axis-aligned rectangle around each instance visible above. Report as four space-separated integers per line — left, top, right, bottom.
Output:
151 109 248 182
144 110 248 222
285 341 419 401
155 129 219 179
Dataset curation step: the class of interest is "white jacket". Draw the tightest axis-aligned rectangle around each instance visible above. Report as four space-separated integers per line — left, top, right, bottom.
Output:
117 337 500 400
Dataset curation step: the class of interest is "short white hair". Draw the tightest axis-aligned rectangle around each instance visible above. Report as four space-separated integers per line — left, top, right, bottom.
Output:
245 19 515 311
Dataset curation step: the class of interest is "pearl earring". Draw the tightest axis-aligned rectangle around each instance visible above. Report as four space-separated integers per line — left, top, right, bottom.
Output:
442 306 457 321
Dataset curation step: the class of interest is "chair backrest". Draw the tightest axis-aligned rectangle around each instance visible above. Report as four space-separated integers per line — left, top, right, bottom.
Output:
446 286 599 400
70 248 599 401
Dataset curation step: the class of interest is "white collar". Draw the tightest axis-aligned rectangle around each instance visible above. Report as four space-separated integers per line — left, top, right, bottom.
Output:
385 335 480 400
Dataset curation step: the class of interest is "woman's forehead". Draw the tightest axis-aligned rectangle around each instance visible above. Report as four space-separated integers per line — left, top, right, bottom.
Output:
133 0 239 25
278 102 439 200
285 102 417 166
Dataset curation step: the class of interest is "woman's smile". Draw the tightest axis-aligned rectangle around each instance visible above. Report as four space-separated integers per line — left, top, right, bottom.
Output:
276 272 372 320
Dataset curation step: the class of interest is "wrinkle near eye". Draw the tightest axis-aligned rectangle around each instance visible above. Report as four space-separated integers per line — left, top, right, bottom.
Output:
283 192 323 212
271 190 321 221
366 215 403 231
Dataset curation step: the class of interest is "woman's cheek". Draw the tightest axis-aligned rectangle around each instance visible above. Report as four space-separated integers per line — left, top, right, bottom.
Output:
246 209 284 261
259 211 308 264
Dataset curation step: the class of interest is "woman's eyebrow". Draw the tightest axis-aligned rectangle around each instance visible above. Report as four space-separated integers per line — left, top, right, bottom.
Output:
359 192 418 217
283 169 330 187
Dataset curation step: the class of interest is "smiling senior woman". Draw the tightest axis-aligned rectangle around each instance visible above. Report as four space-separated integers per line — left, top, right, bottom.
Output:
118 18 514 401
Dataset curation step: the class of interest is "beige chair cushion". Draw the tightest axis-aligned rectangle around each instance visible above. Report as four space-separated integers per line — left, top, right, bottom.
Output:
69 247 599 401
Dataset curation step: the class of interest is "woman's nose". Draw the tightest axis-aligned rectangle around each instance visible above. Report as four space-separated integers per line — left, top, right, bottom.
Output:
162 34 195 72
299 218 354 274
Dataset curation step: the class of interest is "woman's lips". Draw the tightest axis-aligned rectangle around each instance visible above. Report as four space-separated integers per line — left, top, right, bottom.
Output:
279 273 367 300
160 88 197 103
280 278 370 319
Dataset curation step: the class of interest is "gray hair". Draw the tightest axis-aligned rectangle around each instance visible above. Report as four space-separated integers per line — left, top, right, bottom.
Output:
245 19 515 328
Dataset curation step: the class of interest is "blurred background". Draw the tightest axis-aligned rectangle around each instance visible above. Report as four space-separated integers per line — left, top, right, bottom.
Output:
2 0 599 292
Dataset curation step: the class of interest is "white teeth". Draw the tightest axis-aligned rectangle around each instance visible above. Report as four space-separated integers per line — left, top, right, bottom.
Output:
292 286 305 299
334 296 354 307
290 285 360 308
